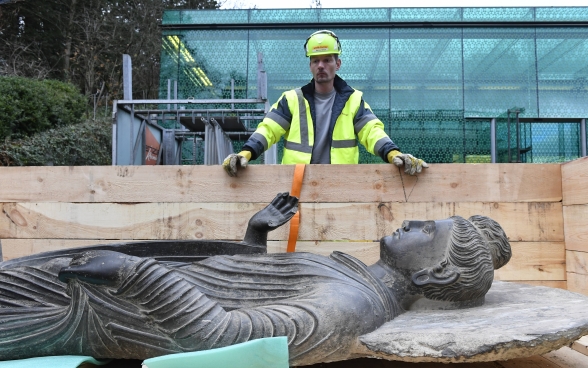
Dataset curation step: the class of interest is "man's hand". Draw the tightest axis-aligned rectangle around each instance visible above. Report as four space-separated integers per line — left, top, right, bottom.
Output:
222 151 252 177
388 150 429 176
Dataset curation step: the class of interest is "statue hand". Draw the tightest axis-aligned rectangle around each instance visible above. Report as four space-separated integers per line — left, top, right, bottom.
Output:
58 250 142 287
388 150 429 176
249 192 299 232
243 192 299 247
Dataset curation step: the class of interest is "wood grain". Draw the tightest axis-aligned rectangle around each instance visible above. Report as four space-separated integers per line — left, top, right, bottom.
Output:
561 156 588 206
563 204 588 252
566 250 588 275
0 164 562 203
494 242 565 281
507 280 567 290
0 202 563 242
567 272 588 296
572 336 588 357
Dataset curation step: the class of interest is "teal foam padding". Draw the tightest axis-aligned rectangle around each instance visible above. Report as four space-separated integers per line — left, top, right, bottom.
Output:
142 337 289 368
0 356 107 368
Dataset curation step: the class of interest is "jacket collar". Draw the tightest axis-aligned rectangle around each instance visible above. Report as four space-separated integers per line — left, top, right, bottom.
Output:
301 75 354 97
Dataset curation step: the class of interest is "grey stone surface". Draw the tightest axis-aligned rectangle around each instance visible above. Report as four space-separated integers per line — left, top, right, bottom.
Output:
356 281 588 363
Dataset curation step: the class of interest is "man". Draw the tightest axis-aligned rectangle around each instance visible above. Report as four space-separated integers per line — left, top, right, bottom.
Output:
223 30 428 176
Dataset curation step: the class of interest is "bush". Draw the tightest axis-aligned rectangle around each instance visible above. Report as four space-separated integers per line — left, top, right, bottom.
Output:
0 76 86 140
0 117 112 166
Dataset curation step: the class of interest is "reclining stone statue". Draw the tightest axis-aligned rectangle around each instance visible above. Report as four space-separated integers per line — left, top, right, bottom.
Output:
0 193 511 366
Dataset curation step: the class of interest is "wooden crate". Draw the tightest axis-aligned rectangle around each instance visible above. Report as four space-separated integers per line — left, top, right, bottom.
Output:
0 163 565 287
562 157 588 296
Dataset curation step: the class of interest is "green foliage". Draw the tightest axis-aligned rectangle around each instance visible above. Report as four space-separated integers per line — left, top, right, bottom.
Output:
0 76 86 140
0 118 112 166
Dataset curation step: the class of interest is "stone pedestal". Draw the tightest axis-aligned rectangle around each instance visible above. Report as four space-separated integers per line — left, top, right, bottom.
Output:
355 281 588 363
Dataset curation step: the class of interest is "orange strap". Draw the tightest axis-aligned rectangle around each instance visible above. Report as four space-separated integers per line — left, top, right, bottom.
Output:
286 164 305 253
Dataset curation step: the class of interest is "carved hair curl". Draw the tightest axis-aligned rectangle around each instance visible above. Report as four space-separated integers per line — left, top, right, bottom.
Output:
421 215 510 302
468 215 512 269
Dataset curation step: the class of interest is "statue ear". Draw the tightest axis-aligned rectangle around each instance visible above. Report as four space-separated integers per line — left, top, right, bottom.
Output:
412 264 460 286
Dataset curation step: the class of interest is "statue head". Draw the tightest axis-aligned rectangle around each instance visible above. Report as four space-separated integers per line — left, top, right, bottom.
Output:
380 215 511 304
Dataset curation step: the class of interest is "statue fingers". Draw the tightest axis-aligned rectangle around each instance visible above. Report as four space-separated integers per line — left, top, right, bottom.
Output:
270 192 289 207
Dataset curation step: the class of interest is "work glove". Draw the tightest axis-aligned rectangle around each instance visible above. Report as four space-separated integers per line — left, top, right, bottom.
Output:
388 150 429 176
222 151 251 177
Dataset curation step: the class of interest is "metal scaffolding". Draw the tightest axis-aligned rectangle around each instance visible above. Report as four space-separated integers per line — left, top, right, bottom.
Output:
112 53 276 166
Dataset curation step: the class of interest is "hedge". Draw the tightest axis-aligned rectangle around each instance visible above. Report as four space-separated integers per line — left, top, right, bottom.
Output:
0 76 86 140
0 117 112 166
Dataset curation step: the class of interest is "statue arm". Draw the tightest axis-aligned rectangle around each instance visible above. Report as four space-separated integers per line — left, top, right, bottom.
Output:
242 192 298 247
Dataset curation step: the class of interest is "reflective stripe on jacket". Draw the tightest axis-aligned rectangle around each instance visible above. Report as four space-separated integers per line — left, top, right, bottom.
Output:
244 76 398 164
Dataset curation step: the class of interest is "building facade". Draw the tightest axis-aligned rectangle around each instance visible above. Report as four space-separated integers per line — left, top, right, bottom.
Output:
160 7 588 164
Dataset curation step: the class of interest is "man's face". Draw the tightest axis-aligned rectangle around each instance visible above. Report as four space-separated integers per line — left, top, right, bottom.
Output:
309 54 341 85
380 219 454 273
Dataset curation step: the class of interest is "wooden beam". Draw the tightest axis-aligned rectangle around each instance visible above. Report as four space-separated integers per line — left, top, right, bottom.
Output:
0 202 563 242
572 336 588 357
566 250 588 295
561 156 588 206
542 346 588 368
507 280 567 289
0 164 562 204
567 272 588 296
494 242 565 281
563 205 588 252
566 250 588 276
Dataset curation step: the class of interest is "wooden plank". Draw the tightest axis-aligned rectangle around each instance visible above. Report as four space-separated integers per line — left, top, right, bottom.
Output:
508 280 567 289
561 156 588 206
0 202 563 242
563 205 588 252
494 242 565 281
0 202 262 240
1 239 564 282
566 250 588 295
542 346 588 368
571 335 588 357
566 250 588 276
0 164 562 204
499 355 560 368
451 202 563 242
567 272 588 296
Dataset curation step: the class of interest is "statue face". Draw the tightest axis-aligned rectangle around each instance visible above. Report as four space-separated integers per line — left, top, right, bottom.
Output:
381 219 454 273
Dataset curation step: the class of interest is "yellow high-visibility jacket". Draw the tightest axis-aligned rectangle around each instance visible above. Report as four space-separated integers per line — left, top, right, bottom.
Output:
243 75 398 164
